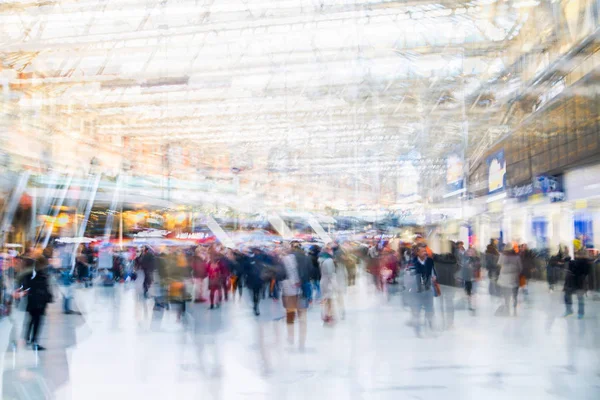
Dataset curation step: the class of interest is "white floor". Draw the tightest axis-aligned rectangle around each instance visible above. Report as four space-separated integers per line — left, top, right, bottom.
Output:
1 274 599 400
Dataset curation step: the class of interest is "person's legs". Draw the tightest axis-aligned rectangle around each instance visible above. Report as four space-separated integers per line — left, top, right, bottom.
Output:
209 287 216 308
423 293 434 329
252 287 261 315
564 290 573 315
30 311 42 345
284 296 297 344
237 276 243 298
298 308 307 349
503 287 511 309
337 292 345 319
25 312 34 342
577 292 584 317
465 281 474 310
512 287 519 313
222 278 229 301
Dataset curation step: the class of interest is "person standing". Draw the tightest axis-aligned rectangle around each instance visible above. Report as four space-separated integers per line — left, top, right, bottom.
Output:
564 250 591 319
485 239 500 296
318 245 337 325
497 244 522 316
19 253 53 350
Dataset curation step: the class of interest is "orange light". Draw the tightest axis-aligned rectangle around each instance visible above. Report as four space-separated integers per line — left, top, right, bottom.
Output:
175 212 186 224
56 213 69 228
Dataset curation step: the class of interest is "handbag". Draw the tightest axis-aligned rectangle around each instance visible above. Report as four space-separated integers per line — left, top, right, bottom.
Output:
519 275 527 288
432 280 441 297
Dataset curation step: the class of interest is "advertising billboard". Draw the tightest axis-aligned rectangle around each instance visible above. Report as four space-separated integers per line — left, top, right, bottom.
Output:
446 154 464 193
487 149 506 194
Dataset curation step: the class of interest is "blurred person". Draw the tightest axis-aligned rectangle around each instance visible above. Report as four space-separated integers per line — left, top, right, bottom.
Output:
380 242 399 285
457 245 479 312
140 246 156 298
192 246 208 303
231 250 248 301
167 249 192 322
18 253 53 350
563 249 591 319
342 244 358 286
519 243 536 301
367 241 380 289
548 245 569 292
76 244 91 288
497 244 522 316
319 244 337 325
220 249 233 302
290 241 313 302
333 243 347 319
408 243 436 337
485 239 500 296
152 251 169 327
247 248 265 316
308 245 322 300
281 243 309 350
207 253 224 310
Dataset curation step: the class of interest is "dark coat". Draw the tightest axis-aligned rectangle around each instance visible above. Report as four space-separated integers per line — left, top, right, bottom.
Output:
21 268 53 313
564 257 591 291
412 256 435 290
292 249 312 283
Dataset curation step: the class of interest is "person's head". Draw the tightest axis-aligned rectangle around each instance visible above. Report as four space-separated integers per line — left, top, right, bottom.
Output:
520 243 528 251
290 240 301 251
457 241 465 251
416 243 428 260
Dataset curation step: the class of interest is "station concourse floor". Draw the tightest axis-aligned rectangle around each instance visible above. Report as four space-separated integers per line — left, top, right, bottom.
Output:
0 273 598 400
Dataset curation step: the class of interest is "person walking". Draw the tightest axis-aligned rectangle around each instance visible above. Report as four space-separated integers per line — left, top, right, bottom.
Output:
519 243 536 301
281 243 308 350
308 245 321 301
457 244 479 312
564 249 591 319
497 244 522 316
247 248 265 316
207 254 223 310
192 247 208 303
406 243 436 337
140 246 156 298
19 253 53 350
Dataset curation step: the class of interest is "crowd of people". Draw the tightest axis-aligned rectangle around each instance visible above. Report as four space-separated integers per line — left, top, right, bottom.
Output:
0 234 595 350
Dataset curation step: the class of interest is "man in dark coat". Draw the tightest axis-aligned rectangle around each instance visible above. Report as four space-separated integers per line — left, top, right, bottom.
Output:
564 250 591 318
140 246 156 297
20 254 53 350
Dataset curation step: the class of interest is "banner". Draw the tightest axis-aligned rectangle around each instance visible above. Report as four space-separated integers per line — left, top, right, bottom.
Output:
487 149 506 194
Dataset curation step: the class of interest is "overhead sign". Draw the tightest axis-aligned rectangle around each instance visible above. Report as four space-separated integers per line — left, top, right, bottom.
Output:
487 149 506 195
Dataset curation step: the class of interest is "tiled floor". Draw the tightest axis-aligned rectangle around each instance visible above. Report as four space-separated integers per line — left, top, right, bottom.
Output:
1 274 599 400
